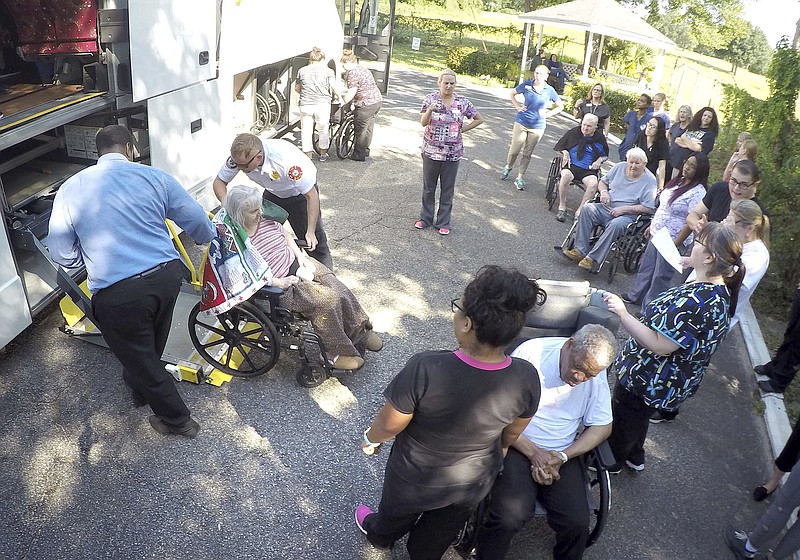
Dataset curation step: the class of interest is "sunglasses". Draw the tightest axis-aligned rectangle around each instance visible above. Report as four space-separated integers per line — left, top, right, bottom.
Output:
235 150 261 169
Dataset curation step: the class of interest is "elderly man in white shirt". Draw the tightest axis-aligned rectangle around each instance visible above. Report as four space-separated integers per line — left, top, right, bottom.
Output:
475 324 617 560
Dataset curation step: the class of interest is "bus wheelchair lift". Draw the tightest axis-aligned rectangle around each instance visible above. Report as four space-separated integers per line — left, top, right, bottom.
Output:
452 280 620 557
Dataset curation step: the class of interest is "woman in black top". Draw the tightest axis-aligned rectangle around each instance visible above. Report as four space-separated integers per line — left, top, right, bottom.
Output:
573 83 611 136
634 116 670 191
671 106 719 177
355 265 546 560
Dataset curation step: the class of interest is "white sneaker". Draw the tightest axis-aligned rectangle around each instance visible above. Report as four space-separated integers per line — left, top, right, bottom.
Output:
625 460 644 472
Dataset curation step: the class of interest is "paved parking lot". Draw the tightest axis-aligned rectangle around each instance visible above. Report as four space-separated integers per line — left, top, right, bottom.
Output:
0 65 775 559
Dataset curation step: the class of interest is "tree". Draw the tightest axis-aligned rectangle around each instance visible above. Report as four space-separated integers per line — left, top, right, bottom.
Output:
643 0 746 53
723 22 772 74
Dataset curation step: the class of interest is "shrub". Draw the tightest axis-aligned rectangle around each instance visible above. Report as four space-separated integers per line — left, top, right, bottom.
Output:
719 40 800 320
446 46 477 74
448 48 518 82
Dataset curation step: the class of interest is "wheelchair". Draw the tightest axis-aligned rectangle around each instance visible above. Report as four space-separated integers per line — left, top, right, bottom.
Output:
544 156 602 214
452 280 619 557
554 198 651 283
187 285 339 388
170 220 348 389
312 102 356 159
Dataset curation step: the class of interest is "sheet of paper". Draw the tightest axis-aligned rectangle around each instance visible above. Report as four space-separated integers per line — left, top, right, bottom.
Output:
651 227 684 272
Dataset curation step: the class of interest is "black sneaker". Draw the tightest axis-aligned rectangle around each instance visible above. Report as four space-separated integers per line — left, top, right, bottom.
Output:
590 463 622 474
149 416 201 438
723 524 756 559
649 411 675 424
620 293 637 304
758 379 783 394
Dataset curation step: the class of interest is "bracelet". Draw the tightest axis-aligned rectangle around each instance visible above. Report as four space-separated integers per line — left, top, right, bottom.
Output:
363 429 381 448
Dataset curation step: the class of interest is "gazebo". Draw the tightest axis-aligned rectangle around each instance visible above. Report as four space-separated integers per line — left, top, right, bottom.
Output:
518 0 676 88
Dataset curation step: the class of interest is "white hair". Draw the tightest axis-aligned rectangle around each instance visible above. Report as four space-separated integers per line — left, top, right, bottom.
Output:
581 113 599 126
223 184 262 226
626 147 648 164
571 324 618 369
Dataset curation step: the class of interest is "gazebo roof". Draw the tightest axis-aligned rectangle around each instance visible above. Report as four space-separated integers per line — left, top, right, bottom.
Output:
518 0 676 51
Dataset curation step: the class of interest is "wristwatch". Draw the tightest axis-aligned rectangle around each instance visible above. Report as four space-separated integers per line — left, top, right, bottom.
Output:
557 450 569 464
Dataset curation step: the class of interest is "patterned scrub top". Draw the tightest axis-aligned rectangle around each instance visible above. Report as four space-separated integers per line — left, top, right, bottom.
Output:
420 92 478 161
616 282 731 411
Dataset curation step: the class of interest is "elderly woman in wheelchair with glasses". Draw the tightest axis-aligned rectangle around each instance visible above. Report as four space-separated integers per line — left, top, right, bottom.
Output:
215 184 382 371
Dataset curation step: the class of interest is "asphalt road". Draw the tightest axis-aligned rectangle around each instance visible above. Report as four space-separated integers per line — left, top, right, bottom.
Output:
0 65 774 560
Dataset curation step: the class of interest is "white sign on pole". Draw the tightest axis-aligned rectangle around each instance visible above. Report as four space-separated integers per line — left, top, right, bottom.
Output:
412 37 421 51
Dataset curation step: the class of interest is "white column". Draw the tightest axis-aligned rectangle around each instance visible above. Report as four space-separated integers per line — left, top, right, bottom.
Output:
520 22 531 84
596 34 605 70
537 24 544 52
582 31 594 79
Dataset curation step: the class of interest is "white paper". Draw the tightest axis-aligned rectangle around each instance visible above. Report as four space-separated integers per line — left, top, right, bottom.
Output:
651 227 684 272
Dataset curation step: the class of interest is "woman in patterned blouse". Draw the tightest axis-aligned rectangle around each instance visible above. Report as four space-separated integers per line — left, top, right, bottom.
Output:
603 222 744 472
415 69 484 236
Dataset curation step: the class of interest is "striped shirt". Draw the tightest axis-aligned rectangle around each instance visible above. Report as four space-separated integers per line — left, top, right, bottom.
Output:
249 218 294 278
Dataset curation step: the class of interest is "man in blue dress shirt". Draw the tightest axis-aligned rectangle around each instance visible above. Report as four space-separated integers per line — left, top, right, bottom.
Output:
48 125 215 438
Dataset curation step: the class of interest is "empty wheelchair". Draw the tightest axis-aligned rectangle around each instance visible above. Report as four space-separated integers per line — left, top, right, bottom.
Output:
312 102 356 159
452 280 620 557
554 200 652 283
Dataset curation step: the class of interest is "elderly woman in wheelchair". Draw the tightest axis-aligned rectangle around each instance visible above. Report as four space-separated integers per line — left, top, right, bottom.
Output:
191 184 381 382
560 148 656 273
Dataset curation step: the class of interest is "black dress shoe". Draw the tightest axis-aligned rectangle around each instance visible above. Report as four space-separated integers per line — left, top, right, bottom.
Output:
149 416 201 438
758 379 783 394
753 484 776 501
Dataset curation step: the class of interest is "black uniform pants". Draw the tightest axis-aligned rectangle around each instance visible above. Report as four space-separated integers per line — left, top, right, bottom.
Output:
92 259 190 426
262 186 332 269
352 100 381 159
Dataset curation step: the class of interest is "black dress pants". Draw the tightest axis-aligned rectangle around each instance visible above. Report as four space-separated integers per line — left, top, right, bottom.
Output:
763 287 800 391
262 186 332 269
352 100 381 159
476 448 590 560
91 260 190 426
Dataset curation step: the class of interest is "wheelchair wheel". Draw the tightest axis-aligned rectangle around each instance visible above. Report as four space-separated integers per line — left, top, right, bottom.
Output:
267 89 284 129
252 93 272 134
587 463 612 547
335 116 355 159
188 301 280 377
544 157 560 207
606 252 619 283
296 361 328 388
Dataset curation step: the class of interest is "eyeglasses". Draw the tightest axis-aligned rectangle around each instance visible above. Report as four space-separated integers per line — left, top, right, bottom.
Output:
451 298 464 313
694 238 707 248
729 176 754 189
235 150 261 169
